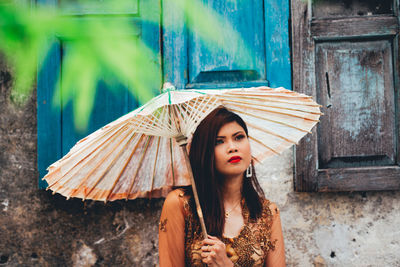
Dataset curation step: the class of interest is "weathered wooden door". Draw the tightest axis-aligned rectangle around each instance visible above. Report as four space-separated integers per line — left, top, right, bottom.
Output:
292 0 400 191
37 0 161 188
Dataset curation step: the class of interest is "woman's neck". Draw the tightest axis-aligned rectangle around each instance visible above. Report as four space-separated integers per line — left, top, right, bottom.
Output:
222 174 243 204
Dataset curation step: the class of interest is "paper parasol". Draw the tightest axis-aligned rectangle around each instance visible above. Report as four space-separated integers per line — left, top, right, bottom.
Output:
43 85 321 202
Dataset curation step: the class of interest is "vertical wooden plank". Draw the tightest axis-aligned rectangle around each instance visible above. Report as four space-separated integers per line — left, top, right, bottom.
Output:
291 0 319 192
265 0 291 89
162 0 188 89
37 42 62 189
37 0 60 189
141 0 162 93
395 0 400 167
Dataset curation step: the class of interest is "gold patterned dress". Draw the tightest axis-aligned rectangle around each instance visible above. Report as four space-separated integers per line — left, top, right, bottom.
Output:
159 189 286 267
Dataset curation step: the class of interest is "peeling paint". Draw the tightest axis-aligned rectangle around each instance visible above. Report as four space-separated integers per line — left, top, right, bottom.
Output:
336 49 384 139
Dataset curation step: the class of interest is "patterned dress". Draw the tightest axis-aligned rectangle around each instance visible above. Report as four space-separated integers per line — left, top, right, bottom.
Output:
159 189 286 267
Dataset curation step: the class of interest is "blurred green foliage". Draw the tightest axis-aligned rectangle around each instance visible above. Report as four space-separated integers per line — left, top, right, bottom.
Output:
0 0 251 131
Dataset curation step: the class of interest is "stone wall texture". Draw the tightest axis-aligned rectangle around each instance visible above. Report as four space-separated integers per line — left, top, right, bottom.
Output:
1 59 400 267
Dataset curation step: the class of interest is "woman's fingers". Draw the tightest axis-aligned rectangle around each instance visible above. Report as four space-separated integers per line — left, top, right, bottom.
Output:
209 251 217 258
201 236 230 266
202 238 217 245
201 243 225 254
201 245 212 252
202 252 217 266
201 252 211 260
201 250 216 258
201 253 213 263
202 235 225 246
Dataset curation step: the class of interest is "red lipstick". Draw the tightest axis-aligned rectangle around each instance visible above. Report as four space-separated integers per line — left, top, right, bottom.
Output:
228 156 241 163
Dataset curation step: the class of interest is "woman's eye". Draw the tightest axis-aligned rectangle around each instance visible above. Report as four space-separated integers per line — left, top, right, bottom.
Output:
235 134 245 141
215 139 224 145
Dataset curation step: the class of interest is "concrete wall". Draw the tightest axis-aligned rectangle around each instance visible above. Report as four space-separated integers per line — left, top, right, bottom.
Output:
1 59 400 266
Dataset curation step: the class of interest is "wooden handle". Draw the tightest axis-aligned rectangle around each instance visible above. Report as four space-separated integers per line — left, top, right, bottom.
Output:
180 144 208 240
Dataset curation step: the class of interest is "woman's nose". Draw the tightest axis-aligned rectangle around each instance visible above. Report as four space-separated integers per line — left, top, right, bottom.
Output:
227 141 238 153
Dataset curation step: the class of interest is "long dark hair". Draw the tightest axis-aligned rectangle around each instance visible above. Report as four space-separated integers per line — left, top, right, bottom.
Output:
187 107 265 237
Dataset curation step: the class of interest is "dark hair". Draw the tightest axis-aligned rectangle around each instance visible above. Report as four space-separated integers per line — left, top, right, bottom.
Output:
187 107 265 237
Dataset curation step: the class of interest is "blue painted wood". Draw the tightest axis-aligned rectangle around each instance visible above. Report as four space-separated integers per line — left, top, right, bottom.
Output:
265 0 291 89
188 0 266 86
60 4 161 153
61 76 138 155
163 0 291 90
141 0 162 93
162 0 188 89
37 40 62 189
37 0 161 188
38 0 290 188
185 80 270 89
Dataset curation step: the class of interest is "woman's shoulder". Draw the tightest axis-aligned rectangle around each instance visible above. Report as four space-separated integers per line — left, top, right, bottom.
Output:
260 197 280 216
163 188 190 212
164 188 184 204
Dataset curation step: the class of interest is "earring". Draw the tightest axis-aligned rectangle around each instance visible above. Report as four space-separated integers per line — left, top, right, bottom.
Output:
246 165 252 178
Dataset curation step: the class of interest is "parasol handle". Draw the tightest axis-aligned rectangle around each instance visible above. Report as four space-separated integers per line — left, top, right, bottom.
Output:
179 142 208 240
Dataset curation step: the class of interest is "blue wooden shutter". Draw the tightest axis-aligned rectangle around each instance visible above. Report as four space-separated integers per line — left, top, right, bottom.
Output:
162 0 290 90
37 0 161 188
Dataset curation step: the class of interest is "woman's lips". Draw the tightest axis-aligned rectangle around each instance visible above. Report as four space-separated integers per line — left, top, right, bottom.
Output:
228 156 241 163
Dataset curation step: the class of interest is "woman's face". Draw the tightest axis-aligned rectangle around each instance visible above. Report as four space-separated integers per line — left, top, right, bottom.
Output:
214 121 251 179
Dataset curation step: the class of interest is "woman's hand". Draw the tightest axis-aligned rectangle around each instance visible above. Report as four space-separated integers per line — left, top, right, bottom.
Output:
201 235 234 267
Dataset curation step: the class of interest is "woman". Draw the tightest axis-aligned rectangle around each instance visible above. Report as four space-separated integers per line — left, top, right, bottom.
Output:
159 107 286 266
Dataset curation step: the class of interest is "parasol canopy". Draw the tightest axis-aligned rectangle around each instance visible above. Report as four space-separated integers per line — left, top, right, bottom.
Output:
43 85 322 202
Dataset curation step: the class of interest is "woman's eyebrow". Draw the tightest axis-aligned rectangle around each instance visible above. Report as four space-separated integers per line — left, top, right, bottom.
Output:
232 131 244 136
217 131 244 138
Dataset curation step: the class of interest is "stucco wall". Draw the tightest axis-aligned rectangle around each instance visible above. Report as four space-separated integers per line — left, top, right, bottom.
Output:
1 59 400 266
